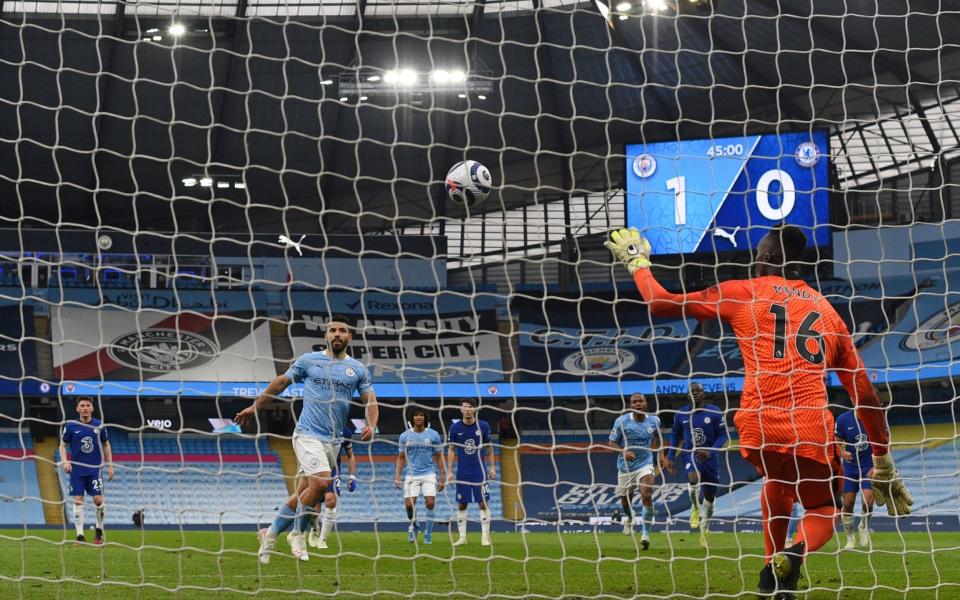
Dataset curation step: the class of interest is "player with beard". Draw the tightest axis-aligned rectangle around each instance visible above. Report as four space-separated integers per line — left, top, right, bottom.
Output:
236 315 378 563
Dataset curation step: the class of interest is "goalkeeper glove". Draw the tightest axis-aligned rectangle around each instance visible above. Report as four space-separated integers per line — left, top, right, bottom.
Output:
348 474 357 492
604 227 652 274
871 453 914 516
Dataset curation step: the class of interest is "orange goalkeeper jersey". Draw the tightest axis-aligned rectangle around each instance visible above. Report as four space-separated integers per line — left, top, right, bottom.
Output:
633 270 889 465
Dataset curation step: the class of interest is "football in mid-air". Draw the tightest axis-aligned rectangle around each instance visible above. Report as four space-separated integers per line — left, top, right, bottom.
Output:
445 160 492 208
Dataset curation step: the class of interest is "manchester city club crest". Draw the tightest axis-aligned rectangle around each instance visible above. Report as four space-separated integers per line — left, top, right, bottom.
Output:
794 141 820 167
561 347 637 375
632 153 657 178
902 301 960 351
345 367 356 377
108 329 219 373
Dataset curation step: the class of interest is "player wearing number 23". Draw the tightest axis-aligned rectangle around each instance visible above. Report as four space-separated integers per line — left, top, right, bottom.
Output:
606 225 912 597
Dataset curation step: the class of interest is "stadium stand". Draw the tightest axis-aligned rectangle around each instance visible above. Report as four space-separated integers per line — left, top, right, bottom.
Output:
0 430 44 525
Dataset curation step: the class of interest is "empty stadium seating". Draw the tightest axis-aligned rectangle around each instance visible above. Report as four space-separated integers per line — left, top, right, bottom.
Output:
57 432 502 525
0 430 44 525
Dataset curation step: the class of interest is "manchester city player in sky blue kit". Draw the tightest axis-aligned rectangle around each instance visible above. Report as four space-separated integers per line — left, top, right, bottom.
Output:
835 409 875 549
60 396 114 544
236 315 378 563
447 398 495 546
395 407 445 544
663 382 728 548
608 393 664 550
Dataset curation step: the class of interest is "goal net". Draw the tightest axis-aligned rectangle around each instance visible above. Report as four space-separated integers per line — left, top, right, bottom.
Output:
2 0 960 597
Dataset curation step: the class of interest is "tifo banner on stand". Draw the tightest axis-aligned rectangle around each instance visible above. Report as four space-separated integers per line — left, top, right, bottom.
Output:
287 291 503 382
52 306 276 382
513 295 696 380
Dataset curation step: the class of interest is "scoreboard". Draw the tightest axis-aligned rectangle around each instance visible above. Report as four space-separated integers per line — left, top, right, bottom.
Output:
625 131 830 256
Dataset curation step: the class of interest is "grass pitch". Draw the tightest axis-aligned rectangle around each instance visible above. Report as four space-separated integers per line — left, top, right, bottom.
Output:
1 528 959 598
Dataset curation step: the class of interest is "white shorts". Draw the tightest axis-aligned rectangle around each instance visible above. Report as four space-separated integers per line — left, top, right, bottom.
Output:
616 465 655 497
404 473 438 499
292 433 339 477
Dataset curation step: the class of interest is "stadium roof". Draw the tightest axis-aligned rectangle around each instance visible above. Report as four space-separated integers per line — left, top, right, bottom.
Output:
0 0 957 233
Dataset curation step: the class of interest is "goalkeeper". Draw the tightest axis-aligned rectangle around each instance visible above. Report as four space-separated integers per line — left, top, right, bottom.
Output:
606 225 912 598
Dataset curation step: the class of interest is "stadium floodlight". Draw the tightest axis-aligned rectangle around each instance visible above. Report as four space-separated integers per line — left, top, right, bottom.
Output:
199 177 213 187
616 2 631 10
359 95 368 101
217 181 230 188
168 23 186 36
644 0 668 10
339 67 488 97
320 79 333 85
339 96 348 101
478 94 487 100
152 36 162 41
146 28 159 34
384 69 418 86
181 177 197 187
233 182 246 189
619 14 629 20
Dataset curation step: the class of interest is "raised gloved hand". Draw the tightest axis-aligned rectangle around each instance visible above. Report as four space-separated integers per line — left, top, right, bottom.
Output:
870 453 914 516
348 474 357 492
604 227 652 274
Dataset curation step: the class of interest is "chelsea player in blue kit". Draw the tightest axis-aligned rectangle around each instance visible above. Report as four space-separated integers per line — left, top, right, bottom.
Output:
236 316 378 563
447 398 495 546
662 382 728 548
835 409 875 549
608 393 665 550
59 396 114 544
395 407 446 544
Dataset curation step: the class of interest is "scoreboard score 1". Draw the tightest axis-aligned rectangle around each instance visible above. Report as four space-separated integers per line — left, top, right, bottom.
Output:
625 131 830 256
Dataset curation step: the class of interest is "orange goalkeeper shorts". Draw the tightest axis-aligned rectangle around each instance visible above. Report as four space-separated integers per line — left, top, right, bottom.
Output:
741 448 841 509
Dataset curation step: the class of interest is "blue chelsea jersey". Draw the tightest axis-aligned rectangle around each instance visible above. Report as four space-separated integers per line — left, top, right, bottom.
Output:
62 418 108 476
285 351 374 442
835 410 873 468
609 413 661 473
670 403 727 461
448 419 490 480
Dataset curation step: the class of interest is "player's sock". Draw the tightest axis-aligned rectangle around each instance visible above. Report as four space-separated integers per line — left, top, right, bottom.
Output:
268 503 297 537
860 511 873 531
424 508 435 536
842 513 856 536
73 503 84 537
640 505 653 537
295 505 317 535
702 499 714 531
796 505 838 554
319 507 337 542
480 507 491 537
95 503 105 530
760 480 794 561
457 509 468 539
406 503 415 530
688 484 699 509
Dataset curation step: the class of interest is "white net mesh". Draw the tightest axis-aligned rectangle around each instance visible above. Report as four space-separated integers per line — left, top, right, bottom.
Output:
2 0 960 597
